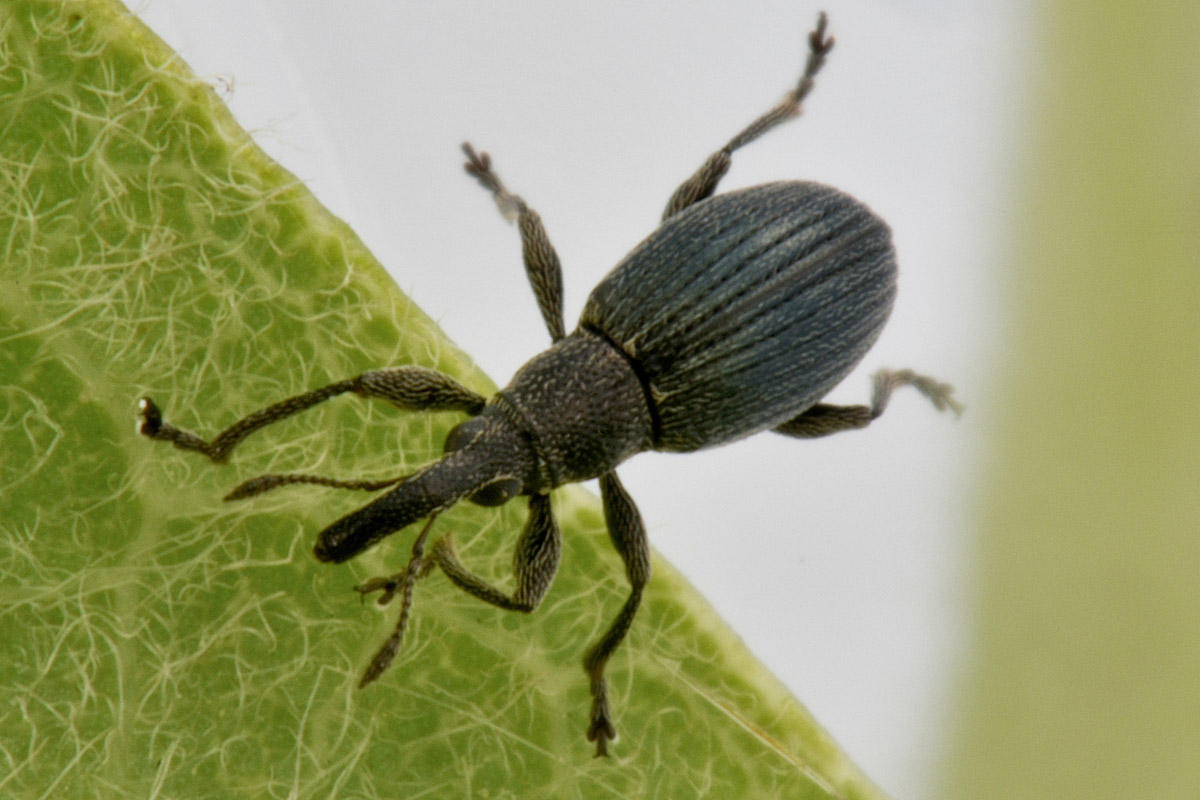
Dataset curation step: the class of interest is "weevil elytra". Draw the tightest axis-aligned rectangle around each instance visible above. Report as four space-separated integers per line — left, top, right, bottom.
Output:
138 12 960 757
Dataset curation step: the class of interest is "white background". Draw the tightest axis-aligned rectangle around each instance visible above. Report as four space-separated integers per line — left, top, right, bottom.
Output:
132 2 1024 795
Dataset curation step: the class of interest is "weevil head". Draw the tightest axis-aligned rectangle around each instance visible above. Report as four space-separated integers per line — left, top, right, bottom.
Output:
442 413 539 505
313 410 540 563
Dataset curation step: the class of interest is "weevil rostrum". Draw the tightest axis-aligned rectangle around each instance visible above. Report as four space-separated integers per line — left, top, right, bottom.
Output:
138 13 960 756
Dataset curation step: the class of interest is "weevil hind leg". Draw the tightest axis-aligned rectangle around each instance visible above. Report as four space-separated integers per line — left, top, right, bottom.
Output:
772 368 962 439
662 12 835 220
583 471 651 757
462 143 567 342
138 366 486 464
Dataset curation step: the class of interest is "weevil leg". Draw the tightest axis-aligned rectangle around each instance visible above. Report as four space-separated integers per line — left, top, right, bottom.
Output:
773 368 962 439
771 402 874 438
356 515 439 687
869 368 963 418
356 497 558 688
425 492 562 611
462 143 567 342
138 366 486 463
662 12 835 220
583 470 651 757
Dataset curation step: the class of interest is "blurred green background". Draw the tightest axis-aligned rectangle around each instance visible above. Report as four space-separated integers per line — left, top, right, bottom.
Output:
943 2 1200 797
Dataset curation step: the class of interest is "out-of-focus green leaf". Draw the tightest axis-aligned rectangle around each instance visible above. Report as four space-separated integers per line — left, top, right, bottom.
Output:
941 2 1200 798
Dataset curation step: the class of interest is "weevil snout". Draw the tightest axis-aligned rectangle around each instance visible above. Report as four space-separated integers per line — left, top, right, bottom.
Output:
312 415 538 562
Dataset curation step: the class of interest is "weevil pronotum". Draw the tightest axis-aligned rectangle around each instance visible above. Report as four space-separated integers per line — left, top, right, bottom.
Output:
138 12 960 756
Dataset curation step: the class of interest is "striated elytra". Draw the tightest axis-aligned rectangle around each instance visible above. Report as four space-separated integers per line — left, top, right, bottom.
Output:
138 12 959 757
584 180 897 452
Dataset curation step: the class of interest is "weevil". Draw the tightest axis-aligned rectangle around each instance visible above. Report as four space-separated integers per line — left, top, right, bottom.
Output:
138 13 960 756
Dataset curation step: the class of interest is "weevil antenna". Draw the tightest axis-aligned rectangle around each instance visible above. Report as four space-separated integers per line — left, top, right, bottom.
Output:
138 368 486 464
223 472 409 501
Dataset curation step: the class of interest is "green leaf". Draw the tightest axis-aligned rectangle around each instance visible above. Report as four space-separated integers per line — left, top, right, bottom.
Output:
0 2 888 797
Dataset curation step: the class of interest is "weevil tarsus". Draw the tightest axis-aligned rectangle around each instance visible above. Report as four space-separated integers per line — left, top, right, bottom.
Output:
871 368 964 418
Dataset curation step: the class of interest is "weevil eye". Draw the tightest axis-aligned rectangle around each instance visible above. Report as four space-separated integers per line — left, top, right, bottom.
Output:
444 418 487 454
467 476 521 507
444 419 524 505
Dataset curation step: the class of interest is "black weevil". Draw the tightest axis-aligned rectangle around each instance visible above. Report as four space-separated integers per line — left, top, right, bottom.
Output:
138 13 960 756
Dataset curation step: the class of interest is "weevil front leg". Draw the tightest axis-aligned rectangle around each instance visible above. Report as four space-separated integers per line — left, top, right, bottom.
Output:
355 515 439 687
583 470 651 757
773 369 962 439
355 496 559 689
663 12 835 219
138 366 486 464
425 492 562 613
462 143 567 342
